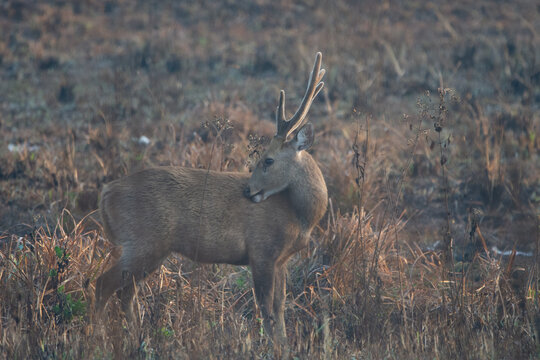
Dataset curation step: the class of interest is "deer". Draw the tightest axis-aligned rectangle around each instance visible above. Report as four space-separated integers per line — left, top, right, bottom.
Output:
95 52 328 345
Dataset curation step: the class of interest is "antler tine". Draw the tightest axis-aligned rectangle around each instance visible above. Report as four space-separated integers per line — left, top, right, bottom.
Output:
276 90 287 134
275 52 325 139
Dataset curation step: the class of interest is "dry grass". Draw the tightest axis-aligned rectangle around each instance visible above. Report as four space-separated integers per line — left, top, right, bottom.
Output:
1 0 539 358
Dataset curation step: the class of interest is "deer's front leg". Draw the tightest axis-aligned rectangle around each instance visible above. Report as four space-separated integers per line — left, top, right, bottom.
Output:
251 262 276 339
273 265 287 343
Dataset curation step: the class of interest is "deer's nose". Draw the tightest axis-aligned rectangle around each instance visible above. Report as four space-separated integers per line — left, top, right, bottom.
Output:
243 185 251 198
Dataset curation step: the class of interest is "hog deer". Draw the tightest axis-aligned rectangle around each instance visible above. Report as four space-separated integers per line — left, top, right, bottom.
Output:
95 52 328 344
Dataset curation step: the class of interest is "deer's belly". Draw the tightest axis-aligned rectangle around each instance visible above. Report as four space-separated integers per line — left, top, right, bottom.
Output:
171 229 249 265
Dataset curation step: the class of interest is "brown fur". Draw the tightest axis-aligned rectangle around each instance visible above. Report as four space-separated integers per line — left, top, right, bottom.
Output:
95 53 328 346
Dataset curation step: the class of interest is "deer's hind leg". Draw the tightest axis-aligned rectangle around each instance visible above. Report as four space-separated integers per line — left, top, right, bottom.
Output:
95 261 124 314
95 244 167 321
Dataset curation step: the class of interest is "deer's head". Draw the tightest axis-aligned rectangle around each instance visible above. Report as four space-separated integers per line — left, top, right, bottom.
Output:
245 52 325 203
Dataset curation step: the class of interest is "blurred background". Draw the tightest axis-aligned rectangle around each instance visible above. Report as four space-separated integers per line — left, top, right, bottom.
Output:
0 0 539 358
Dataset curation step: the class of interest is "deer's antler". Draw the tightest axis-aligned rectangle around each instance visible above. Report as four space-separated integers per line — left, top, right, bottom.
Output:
275 52 325 139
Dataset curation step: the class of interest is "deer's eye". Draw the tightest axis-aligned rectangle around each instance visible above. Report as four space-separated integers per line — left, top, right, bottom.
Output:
264 158 274 166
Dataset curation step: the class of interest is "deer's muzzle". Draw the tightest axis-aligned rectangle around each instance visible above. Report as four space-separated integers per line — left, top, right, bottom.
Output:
244 185 264 203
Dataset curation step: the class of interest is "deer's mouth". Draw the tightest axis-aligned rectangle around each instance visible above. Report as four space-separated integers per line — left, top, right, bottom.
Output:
244 185 265 203
250 191 264 203
248 189 264 203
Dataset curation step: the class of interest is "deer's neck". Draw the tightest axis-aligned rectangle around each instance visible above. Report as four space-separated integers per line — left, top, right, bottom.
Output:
288 153 328 232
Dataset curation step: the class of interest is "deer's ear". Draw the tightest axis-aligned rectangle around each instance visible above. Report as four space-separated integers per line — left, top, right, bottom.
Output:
292 123 314 151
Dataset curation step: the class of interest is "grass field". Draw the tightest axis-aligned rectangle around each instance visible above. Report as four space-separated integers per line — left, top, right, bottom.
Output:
1 0 539 358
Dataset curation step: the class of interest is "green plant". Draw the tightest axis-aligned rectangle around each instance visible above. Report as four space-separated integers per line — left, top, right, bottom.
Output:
49 246 86 324
52 285 86 323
